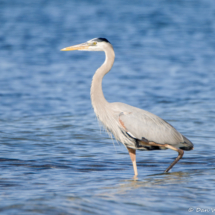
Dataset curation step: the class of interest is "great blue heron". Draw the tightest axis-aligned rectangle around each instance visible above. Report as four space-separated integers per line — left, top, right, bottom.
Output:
61 38 194 176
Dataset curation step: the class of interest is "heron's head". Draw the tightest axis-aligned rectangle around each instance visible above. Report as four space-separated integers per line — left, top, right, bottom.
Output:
61 38 111 52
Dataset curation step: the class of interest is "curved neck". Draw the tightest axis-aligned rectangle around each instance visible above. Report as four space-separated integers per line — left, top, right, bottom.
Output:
90 45 115 115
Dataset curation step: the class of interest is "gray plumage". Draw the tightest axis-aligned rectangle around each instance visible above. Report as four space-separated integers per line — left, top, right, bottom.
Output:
61 38 194 176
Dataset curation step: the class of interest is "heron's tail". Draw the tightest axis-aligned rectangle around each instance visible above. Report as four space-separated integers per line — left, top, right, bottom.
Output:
179 135 194 151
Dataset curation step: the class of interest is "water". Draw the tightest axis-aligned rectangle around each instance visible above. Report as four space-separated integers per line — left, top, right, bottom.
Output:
0 0 215 214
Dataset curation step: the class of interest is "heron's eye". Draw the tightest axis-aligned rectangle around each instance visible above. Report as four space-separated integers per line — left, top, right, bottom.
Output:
92 42 97 46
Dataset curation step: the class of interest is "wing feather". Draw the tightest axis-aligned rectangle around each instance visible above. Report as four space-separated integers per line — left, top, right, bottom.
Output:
116 105 184 145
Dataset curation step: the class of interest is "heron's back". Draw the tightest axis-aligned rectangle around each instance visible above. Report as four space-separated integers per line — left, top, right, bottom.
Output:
110 102 193 151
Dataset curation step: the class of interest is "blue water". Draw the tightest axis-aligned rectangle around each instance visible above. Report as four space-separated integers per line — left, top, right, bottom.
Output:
1 0 215 214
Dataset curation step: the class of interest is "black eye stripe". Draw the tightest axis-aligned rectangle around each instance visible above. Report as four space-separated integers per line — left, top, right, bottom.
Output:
92 38 110 43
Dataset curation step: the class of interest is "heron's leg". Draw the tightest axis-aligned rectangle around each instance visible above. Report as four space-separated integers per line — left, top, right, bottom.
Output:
163 145 184 173
140 141 184 173
127 147 138 176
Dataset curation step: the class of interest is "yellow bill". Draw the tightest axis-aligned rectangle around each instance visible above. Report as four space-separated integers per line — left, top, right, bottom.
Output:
61 43 89 51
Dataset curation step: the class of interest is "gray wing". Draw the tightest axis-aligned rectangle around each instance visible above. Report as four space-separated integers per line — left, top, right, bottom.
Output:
118 109 184 146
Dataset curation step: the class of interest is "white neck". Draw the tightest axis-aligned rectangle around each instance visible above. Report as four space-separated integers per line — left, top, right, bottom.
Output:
90 45 115 118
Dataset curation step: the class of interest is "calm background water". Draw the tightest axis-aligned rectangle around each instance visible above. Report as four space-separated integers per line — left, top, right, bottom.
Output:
0 0 215 214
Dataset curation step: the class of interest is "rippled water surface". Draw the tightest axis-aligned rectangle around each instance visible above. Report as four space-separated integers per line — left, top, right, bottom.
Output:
1 0 215 214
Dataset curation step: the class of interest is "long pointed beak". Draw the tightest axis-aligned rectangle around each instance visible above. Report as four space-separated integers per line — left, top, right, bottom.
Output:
61 43 89 51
